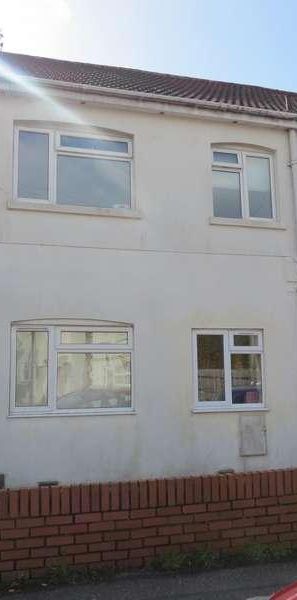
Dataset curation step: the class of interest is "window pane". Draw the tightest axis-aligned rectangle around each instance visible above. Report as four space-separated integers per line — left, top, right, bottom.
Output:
57 155 131 209
15 331 48 407
231 353 262 404
57 353 131 409
233 334 259 347
60 331 128 345
247 156 272 218
60 135 128 153
213 170 242 218
213 151 238 164
18 131 49 200
197 335 225 402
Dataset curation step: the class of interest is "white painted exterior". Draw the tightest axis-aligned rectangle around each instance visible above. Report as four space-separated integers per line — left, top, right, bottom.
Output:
1 83 297 488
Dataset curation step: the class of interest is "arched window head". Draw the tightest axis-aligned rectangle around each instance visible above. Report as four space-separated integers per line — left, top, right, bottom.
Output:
10 320 134 416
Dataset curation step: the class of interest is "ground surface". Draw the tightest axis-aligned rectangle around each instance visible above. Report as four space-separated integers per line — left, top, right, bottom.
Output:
1 561 297 600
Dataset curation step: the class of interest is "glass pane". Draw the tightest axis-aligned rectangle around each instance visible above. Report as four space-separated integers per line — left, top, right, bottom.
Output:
213 151 238 164
60 135 128 153
60 331 128 345
213 170 242 218
57 155 131 209
197 335 225 402
15 331 48 407
57 353 131 409
231 353 262 404
18 131 49 200
233 334 259 347
247 156 272 218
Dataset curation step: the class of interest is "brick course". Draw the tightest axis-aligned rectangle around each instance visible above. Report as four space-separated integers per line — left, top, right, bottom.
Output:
1 469 297 580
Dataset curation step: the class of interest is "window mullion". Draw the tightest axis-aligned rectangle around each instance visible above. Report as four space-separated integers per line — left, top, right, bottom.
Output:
269 155 276 219
10 327 17 412
241 153 250 218
47 327 57 411
48 131 56 204
13 128 20 202
260 353 265 407
224 332 232 407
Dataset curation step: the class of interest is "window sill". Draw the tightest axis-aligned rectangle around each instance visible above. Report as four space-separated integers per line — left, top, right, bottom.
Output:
8 408 136 418
209 217 286 230
9 201 142 220
192 406 269 414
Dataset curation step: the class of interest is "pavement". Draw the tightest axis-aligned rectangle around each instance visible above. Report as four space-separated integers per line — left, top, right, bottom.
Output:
1 561 297 600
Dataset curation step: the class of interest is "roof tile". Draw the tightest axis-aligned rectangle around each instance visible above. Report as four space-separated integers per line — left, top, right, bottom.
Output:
0 51 296 116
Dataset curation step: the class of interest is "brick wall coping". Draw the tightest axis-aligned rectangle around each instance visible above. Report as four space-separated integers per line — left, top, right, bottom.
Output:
1 469 297 519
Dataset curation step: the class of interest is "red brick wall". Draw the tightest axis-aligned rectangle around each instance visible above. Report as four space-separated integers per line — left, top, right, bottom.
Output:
1 469 297 580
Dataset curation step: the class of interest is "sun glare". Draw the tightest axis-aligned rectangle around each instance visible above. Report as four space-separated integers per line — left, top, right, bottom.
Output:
0 54 86 125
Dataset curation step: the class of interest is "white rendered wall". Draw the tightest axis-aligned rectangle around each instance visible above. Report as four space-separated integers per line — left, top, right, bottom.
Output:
0 92 296 487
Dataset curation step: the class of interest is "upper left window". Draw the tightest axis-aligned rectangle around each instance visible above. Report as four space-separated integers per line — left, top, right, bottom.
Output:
14 127 133 212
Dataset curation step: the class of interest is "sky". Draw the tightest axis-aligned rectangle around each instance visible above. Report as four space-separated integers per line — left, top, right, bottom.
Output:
0 0 297 92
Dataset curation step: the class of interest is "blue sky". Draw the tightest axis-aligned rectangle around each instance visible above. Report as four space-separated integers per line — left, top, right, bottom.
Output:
0 0 296 91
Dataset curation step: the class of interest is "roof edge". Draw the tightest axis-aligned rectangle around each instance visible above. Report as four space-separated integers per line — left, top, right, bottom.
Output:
1 73 297 124
23 76 297 122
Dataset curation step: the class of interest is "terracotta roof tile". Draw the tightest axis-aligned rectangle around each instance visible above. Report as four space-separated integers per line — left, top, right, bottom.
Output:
0 51 296 116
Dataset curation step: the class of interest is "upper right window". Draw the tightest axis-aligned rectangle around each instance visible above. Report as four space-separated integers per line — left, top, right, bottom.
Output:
212 149 275 220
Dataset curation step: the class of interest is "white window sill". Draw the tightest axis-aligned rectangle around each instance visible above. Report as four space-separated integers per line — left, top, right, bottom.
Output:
192 406 269 414
9 201 142 220
8 408 136 418
209 217 285 230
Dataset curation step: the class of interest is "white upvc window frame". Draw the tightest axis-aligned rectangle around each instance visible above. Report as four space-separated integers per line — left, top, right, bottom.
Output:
12 126 135 213
55 131 133 158
10 323 135 417
212 148 276 221
192 329 265 412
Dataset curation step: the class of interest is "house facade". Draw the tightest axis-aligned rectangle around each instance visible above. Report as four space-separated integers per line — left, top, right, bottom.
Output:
1 52 297 488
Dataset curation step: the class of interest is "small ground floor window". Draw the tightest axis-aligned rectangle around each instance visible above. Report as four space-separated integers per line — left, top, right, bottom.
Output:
193 329 264 411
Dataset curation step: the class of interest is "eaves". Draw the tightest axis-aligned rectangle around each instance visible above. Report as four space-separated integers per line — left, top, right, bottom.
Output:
1 76 297 130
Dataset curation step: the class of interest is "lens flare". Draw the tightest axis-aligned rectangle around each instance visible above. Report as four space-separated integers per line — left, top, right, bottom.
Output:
0 56 86 125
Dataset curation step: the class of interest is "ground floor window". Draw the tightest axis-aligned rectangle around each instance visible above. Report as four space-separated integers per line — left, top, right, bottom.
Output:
193 329 264 411
10 322 133 415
